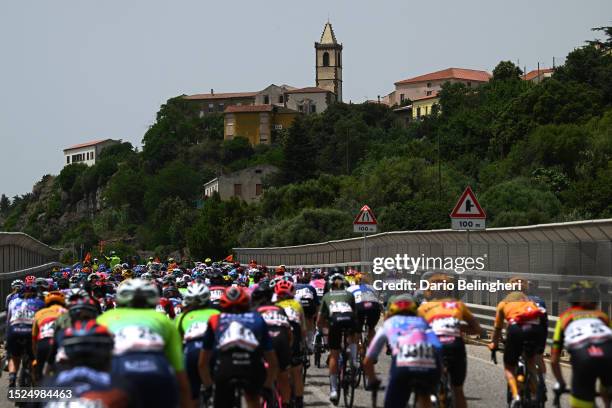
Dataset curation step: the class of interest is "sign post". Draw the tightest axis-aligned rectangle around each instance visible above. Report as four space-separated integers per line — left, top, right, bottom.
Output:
353 205 378 271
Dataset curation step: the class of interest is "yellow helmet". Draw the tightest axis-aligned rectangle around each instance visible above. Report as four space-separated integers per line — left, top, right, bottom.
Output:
122 270 134 280
45 291 65 307
386 294 418 318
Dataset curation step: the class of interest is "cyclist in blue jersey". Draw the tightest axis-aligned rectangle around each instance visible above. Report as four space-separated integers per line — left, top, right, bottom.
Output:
6 284 44 387
199 286 279 408
364 294 442 408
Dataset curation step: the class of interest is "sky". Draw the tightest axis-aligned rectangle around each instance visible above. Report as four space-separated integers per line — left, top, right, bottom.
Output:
1 0 611 197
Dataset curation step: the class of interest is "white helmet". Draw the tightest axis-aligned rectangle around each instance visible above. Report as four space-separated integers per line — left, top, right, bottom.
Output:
182 282 210 307
116 279 159 308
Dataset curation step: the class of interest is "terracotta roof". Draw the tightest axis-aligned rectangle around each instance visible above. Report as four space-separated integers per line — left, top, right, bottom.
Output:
224 105 299 114
395 68 491 85
285 87 332 94
411 92 440 102
64 139 114 151
183 92 257 100
521 68 554 81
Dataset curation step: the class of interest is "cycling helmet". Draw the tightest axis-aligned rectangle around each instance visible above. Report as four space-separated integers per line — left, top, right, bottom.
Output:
162 286 180 299
251 280 273 306
140 272 153 281
162 275 176 285
328 266 343 276
25 275 36 285
425 273 455 300
312 269 323 279
35 277 49 288
45 291 66 307
68 297 100 320
208 269 225 285
122 270 134 280
219 286 250 312
274 280 295 299
63 320 114 367
567 280 599 304
328 273 346 290
11 279 24 290
116 279 159 308
275 266 286 275
183 283 210 307
386 294 418 318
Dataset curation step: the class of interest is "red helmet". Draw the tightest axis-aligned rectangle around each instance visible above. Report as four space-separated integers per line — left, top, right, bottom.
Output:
25 275 36 285
219 286 250 312
274 280 295 299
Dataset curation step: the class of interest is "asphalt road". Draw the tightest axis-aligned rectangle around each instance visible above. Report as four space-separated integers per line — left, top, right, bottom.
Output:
0 344 579 407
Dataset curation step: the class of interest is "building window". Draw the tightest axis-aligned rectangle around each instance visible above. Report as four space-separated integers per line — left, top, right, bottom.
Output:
416 107 421 118
218 103 224 112
278 95 284 103
427 82 432 88
322 52 329 67
66 156 70 164
311 104 317 113
256 184 263 196
263 95 269 104
234 184 242 197
208 103 214 112
199 110 204 118
426 91 432 96
400 94 405 102
298 105 304 112
467 82 472 87
91 151 95 160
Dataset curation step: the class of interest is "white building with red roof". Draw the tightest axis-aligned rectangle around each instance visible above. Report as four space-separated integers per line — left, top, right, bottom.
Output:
521 68 554 83
387 67 491 107
63 139 120 167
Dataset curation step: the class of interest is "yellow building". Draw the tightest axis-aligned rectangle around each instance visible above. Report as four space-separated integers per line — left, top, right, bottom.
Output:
224 105 299 145
412 92 440 120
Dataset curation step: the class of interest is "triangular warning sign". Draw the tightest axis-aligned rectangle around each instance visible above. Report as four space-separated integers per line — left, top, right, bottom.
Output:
450 186 486 218
353 205 378 225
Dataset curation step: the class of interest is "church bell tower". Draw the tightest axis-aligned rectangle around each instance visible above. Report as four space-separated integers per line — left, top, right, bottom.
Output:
315 22 343 102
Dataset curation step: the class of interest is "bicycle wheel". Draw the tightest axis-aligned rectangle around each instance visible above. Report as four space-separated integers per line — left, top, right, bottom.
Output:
342 352 355 408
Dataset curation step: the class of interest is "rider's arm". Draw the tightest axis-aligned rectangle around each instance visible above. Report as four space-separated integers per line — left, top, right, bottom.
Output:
199 318 217 388
363 326 387 380
550 317 566 386
263 350 279 389
461 303 483 336
316 298 328 329
489 301 506 349
162 316 191 408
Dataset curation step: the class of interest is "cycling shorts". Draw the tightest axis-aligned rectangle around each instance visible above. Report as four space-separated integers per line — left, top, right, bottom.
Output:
385 368 439 408
569 340 612 407
289 322 303 367
184 340 204 400
356 303 381 331
441 337 467 386
269 329 291 370
112 352 179 408
6 326 33 359
503 323 544 366
327 325 356 350
35 338 54 378
535 317 548 354
213 350 266 398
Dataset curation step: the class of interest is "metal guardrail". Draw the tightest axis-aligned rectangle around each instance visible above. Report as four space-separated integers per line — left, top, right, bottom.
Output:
235 218 612 277
0 232 61 273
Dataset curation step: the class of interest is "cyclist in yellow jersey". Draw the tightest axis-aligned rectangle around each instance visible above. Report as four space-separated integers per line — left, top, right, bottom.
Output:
551 281 612 408
418 273 481 408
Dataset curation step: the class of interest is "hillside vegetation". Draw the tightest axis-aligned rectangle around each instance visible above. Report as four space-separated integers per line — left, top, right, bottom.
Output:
1 28 611 262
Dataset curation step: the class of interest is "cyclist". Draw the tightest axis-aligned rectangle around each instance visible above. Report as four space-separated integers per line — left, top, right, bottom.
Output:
508 276 549 397
199 286 279 408
346 272 382 350
97 279 191 408
364 294 442 408
42 320 139 408
6 284 44 387
294 273 319 353
309 269 326 299
32 291 67 381
275 279 307 408
317 272 357 404
252 280 294 407
6 279 24 309
208 268 228 309
551 280 612 408
418 273 481 408
488 289 546 407
175 282 220 407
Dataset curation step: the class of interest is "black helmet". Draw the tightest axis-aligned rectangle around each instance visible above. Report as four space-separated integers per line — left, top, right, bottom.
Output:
329 266 344 276
251 279 273 306
567 280 599 304
63 320 114 368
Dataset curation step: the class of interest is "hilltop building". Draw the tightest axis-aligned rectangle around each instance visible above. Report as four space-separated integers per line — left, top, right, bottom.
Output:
63 139 120 167
183 22 342 145
203 164 278 203
521 68 554 83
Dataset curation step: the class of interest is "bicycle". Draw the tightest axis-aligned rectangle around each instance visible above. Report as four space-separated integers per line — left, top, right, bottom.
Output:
337 330 356 408
491 348 545 408
313 328 326 368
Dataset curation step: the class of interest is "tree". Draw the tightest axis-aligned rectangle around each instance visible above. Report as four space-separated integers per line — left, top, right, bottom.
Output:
492 61 523 81
221 136 254 162
0 194 9 214
279 116 318 184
